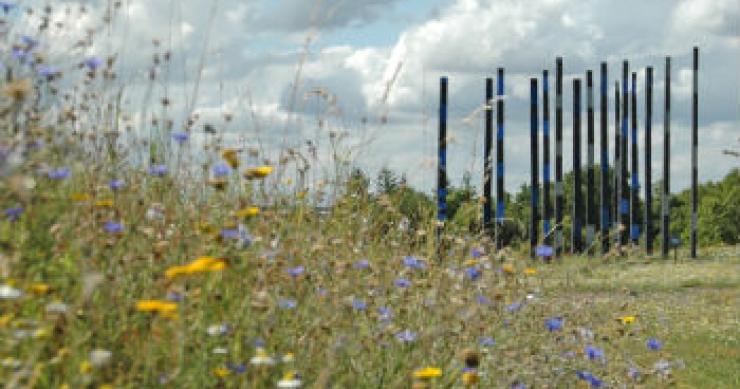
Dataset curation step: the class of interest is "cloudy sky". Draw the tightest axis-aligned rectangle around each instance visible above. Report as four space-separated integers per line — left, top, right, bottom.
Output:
14 0 740 194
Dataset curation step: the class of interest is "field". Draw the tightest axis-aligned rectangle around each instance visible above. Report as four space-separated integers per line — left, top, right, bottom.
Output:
1 172 738 387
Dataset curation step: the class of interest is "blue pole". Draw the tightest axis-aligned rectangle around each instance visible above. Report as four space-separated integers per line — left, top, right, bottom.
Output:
437 77 448 258
530 78 539 259
496 68 505 250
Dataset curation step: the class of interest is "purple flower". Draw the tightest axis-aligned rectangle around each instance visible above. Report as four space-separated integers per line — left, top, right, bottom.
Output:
166 291 184 302
395 329 417 343
354 259 370 270
584 345 606 361
220 228 239 240
11 47 26 61
48 167 70 180
212 163 231 178
85 56 103 71
20 35 37 49
352 299 366 311
108 179 125 191
171 132 188 144
627 366 641 380
511 383 527 389
465 266 482 281
4 207 23 221
545 317 564 332
278 299 296 309
576 371 603 388
535 245 554 257
37 65 58 77
402 255 425 270
506 302 523 313
287 266 305 278
227 363 246 374
646 338 662 351
103 221 123 234
394 278 411 288
149 164 168 177
476 294 492 306
377 307 392 321
470 247 483 258
478 336 495 347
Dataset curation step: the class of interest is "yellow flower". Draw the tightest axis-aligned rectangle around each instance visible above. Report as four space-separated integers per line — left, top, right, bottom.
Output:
243 166 273 179
413 367 442 379
463 259 479 267
462 370 479 386
99 384 114 389
221 148 240 169
234 207 260 218
94 199 115 208
213 367 230 378
165 257 226 279
502 263 516 275
29 283 52 295
70 192 92 202
135 300 178 318
79 360 93 374
523 267 537 276
617 315 636 325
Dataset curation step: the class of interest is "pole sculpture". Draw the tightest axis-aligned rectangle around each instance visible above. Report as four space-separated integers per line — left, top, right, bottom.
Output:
645 67 654 254
496 68 505 250
631 72 640 244
600 62 610 254
620 61 630 248
691 47 699 258
555 58 564 257
530 78 540 258
543 70 552 250
586 70 596 255
483 78 493 233
572 79 583 253
438 77 448 258
662 57 671 258
614 81 621 246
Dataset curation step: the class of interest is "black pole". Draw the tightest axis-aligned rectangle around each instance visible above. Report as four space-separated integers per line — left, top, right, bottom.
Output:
586 70 596 255
438 77 448 259
662 57 671 258
620 61 629 248
530 78 539 259
572 78 583 254
614 81 620 247
691 47 699 258
484 78 493 233
555 57 564 257
496 68 505 250
600 62 610 254
645 67 653 255
543 70 552 250
631 72 640 245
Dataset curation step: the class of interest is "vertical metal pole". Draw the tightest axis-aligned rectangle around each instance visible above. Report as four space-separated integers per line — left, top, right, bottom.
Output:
614 81 621 246
572 79 583 254
631 72 640 245
438 77 448 259
530 78 539 259
691 47 699 259
600 62 610 254
555 58 564 257
496 68 505 250
586 70 596 255
662 57 671 258
620 61 629 247
484 78 493 233
543 70 552 249
645 67 654 254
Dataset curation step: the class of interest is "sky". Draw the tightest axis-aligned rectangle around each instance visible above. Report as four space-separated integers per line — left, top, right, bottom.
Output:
10 0 740 195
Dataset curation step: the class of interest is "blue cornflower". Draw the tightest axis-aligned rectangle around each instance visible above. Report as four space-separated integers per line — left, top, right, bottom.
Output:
535 245 554 257
171 132 188 144
476 294 492 306
352 299 366 311
511 383 527 389
506 302 523 313
278 299 296 309
166 291 184 302
220 228 239 240
354 259 370 270
21 35 37 48
402 255 425 270
11 47 26 61
48 167 70 180
0 2 16 13
85 56 103 71
227 363 246 374
37 65 58 77
646 338 662 351
395 329 417 343
377 306 392 321
394 278 411 288
545 317 564 332
149 164 168 177
108 179 125 191
465 266 482 281
212 163 231 178
4 207 23 221
287 266 304 278
584 345 606 361
103 221 123 234
627 366 641 380
478 336 495 347
576 371 603 388
470 247 483 258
